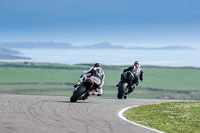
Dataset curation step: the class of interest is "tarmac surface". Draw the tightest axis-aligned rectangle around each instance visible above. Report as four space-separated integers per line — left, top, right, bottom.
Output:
0 94 173 133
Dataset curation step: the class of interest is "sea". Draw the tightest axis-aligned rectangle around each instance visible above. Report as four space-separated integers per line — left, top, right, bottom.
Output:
2 48 200 67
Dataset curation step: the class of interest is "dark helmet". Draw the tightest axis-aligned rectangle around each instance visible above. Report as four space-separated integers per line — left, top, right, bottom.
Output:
94 63 101 68
134 61 140 67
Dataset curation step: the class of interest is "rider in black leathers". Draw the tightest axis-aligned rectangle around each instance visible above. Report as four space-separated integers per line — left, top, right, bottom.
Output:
116 61 143 93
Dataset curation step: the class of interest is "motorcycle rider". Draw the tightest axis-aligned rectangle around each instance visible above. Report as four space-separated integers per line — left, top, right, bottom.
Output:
74 63 105 97
116 61 143 94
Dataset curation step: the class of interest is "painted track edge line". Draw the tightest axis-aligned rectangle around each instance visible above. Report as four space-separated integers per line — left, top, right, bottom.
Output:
118 106 165 133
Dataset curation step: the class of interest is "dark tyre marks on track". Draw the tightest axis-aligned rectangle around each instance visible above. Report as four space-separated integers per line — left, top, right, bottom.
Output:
0 95 173 133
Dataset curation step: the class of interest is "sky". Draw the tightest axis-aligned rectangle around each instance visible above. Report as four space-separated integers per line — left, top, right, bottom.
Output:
0 0 200 48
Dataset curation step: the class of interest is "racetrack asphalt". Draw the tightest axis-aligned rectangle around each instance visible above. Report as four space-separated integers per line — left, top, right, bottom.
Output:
0 94 175 133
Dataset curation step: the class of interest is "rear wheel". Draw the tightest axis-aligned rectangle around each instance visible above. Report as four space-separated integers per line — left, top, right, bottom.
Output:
70 86 86 102
117 82 128 99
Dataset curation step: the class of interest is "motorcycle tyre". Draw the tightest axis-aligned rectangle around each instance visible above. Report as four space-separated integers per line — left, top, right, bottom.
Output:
70 86 86 102
117 82 128 99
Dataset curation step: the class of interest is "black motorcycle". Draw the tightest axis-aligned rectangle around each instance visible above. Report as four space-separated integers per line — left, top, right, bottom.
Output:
117 71 136 99
70 78 97 102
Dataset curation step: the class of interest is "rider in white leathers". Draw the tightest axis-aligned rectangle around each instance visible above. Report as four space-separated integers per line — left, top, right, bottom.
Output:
74 63 105 96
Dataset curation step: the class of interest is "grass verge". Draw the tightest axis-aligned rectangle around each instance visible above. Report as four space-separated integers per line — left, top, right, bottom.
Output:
0 62 200 100
125 101 200 133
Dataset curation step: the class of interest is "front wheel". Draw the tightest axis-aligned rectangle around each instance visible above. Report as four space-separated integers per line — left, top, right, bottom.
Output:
70 86 86 102
117 82 128 99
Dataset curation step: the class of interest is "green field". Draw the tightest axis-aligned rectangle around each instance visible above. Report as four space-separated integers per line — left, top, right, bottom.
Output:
125 101 200 133
0 62 200 100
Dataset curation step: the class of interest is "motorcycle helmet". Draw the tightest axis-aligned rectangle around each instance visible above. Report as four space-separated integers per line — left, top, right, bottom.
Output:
94 63 101 68
134 61 140 67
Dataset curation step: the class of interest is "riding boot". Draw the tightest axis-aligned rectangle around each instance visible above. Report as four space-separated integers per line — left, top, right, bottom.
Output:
96 87 103 96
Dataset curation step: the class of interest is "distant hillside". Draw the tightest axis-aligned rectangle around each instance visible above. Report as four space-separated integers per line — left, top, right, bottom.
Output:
0 47 21 54
83 42 124 49
0 41 194 50
0 42 76 49
131 45 194 50
0 47 31 60
0 54 31 60
86 43 194 50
